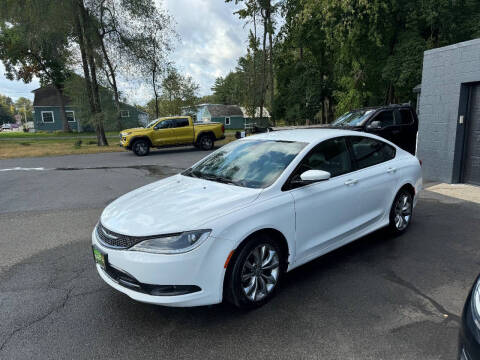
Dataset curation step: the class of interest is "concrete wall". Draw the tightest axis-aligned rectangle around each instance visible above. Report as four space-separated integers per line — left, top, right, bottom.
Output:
418 38 480 182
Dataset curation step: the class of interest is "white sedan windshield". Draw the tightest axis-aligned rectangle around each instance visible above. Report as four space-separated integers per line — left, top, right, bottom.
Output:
183 140 307 188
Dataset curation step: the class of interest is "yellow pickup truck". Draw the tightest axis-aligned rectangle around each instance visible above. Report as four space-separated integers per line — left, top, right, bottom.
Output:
120 116 225 156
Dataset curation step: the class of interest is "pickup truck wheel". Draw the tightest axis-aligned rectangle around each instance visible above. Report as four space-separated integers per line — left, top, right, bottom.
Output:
199 134 214 150
132 139 150 156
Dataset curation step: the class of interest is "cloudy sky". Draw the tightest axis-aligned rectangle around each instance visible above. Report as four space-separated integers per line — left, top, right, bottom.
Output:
0 0 249 105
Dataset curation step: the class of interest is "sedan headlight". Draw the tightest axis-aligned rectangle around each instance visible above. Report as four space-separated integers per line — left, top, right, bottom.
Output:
472 277 480 329
129 230 211 254
121 132 132 136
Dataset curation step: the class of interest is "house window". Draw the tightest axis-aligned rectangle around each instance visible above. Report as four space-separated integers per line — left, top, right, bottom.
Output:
66 111 76 122
41 111 54 123
225 117 231 126
120 110 130 118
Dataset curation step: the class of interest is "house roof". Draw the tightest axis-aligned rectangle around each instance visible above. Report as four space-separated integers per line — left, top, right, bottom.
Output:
32 85 146 115
206 104 244 117
32 86 71 107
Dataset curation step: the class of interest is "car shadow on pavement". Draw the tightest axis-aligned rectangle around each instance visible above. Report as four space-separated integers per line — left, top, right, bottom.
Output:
124 146 218 157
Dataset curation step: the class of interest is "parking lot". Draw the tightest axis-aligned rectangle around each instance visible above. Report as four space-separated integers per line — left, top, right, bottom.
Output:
1 148 479 359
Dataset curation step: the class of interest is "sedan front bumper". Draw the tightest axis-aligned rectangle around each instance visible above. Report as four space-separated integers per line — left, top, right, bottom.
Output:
92 229 233 307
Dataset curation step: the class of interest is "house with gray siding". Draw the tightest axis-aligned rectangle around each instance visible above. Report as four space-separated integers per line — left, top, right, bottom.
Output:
183 104 271 129
417 38 480 186
32 86 148 132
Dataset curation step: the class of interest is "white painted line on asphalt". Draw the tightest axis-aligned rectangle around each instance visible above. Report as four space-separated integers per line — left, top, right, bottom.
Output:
0 167 49 172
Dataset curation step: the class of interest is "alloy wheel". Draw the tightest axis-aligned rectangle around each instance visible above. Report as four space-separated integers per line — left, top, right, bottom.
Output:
394 193 412 231
240 244 280 302
201 136 213 149
134 142 148 155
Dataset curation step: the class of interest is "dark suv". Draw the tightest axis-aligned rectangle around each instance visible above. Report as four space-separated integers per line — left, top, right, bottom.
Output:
331 104 418 155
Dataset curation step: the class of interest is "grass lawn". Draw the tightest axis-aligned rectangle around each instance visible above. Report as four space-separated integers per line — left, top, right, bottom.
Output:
0 137 122 159
0 133 236 159
0 131 119 138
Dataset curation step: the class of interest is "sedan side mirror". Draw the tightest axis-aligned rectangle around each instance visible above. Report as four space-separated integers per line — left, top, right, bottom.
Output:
300 170 331 182
367 120 382 130
290 170 331 188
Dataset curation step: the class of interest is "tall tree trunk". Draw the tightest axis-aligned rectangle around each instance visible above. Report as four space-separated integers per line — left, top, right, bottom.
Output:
385 82 395 105
267 3 274 126
55 85 70 132
259 11 267 121
75 10 95 125
251 9 258 122
78 0 108 146
152 64 159 118
99 38 122 130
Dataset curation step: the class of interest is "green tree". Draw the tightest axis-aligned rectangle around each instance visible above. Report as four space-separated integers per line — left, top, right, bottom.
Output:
0 94 15 124
0 0 73 131
14 97 33 123
83 0 172 131
145 68 199 118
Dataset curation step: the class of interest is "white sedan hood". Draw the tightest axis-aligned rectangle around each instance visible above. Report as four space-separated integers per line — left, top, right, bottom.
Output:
100 174 261 236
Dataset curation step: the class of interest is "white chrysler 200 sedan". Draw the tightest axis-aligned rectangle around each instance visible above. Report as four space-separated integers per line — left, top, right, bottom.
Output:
92 129 422 309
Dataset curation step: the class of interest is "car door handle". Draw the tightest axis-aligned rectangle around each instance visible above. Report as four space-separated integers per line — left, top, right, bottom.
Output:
387 167 397 173
344 179 358 186
392 130 401 134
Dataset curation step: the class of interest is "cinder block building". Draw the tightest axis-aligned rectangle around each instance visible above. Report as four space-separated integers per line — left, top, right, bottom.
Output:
417 38 480 185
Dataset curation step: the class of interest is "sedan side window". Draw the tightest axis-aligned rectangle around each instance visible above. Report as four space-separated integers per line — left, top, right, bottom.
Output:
296 137 353 178
349 136 396 169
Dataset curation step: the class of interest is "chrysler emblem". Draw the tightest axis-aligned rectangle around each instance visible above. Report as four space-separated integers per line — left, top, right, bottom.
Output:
101 227 118 240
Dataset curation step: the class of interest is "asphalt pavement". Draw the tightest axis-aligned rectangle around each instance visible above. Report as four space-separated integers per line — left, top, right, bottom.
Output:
1 148 479 359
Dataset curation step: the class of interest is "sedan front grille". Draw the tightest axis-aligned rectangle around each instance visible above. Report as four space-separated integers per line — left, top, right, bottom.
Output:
96 223 152 249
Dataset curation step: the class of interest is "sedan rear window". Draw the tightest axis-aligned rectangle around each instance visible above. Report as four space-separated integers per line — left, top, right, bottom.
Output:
350 137 396 169
183 140 307 188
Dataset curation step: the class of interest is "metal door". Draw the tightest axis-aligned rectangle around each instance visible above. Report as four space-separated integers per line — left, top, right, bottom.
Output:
463 85 480 185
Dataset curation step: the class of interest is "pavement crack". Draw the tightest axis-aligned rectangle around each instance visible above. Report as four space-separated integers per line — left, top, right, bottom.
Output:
383 270 461 324
71 287 108 298
0 287 73 353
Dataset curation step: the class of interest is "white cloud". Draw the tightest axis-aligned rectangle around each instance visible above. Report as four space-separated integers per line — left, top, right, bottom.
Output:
0 63 40 101
161 0 249 95
0 0 249 105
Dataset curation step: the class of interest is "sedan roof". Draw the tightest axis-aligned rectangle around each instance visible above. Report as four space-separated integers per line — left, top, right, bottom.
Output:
245 129 369 144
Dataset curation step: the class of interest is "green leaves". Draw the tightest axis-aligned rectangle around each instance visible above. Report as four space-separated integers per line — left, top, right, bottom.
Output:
274 0 480 118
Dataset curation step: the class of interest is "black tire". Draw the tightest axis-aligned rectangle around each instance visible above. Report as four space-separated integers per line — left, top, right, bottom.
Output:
224 234 284 309
388 189 413 235
198 134 214 150
132 139 150 156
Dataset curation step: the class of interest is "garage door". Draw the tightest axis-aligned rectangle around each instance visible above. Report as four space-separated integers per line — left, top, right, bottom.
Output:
463 85 480 185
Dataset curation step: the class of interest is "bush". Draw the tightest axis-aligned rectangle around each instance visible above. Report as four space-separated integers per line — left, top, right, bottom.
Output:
55 130 74 135
74 140 82 148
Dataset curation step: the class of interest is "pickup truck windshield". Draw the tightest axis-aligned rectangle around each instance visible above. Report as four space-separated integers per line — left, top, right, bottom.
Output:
146 119 161 128
183 140 307 188
332 110 374 127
